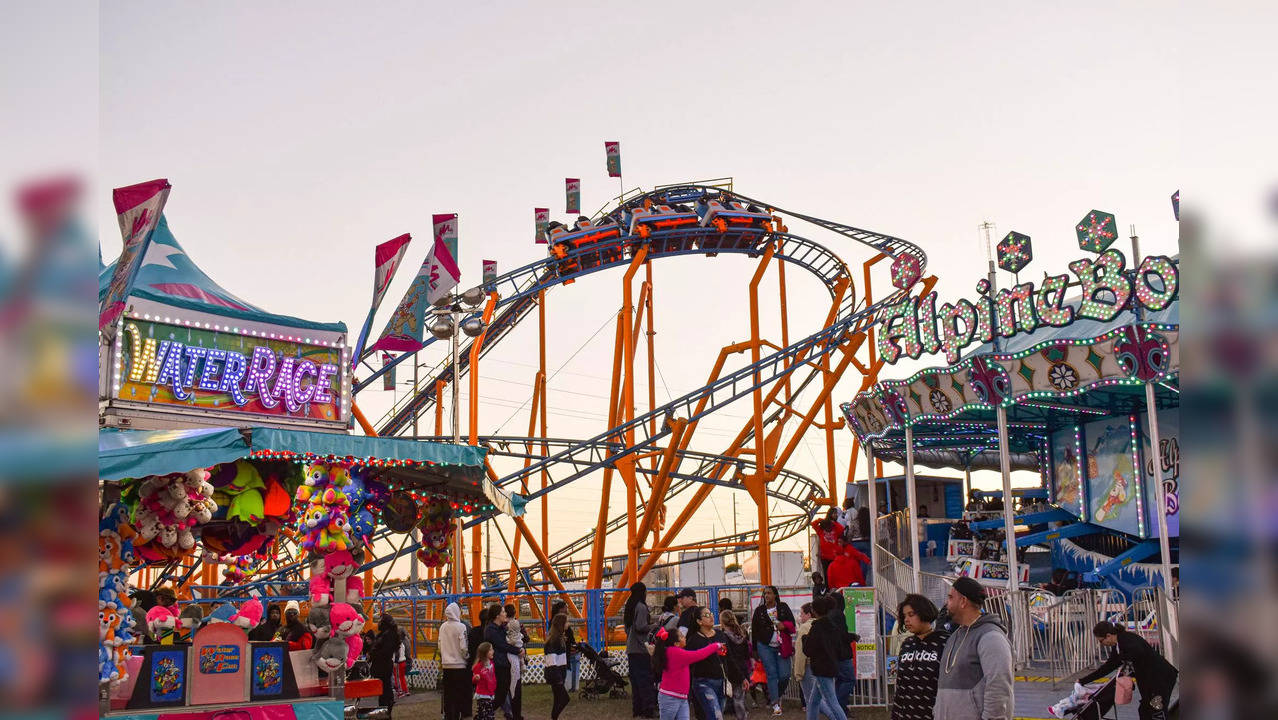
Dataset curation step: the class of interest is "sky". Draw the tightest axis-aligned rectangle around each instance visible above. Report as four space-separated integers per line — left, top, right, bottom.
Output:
50 1 1189 579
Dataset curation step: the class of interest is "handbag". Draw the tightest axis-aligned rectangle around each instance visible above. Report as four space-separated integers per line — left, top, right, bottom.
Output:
1114 662 1135 705
1114 676 1134 705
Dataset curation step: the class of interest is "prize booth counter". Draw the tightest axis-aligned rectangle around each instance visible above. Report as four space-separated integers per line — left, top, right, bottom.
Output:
97 187 508 715
99 425 499 715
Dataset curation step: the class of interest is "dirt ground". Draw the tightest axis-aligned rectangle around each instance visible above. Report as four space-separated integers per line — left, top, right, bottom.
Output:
390 685 889 720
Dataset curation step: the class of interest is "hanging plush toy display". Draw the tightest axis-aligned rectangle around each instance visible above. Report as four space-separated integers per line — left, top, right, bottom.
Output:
207 552 260 585
294 462 354 555
414 498 455 567
99 503 137 685
343 466 388 548
129 469 217 563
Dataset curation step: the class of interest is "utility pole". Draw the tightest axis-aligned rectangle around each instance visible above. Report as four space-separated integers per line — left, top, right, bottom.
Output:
732 494 738 566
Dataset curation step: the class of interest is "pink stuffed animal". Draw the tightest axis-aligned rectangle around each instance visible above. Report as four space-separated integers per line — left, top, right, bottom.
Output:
328 603 364 638
309 572 333 606
230 597 263 630
323 550 363 605
146 605 179 638
343 633 363 668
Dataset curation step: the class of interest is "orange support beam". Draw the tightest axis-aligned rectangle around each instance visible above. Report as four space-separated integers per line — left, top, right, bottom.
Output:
588 312 626 590
352 402 377 436
511 516 582 618
746 241 776 584
467 293 498 610
621 246 648 581
435 380 445 435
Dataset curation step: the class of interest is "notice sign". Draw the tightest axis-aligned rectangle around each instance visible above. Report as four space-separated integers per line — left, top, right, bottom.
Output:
199 644 241 674
843 587 878 679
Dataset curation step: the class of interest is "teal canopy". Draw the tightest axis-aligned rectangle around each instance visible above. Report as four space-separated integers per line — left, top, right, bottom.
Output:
99 426 521 516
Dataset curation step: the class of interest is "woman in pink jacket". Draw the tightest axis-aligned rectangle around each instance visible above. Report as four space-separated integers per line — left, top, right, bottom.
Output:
653 626 725 720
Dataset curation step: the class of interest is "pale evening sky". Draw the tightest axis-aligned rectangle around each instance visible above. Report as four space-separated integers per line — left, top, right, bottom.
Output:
81 1 1185 578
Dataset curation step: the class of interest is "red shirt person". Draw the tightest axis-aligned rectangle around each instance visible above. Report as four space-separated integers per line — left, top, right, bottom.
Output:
811 514 845 576
827 543 872 589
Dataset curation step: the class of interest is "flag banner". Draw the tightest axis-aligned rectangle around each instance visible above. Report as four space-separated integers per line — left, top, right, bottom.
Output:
371 233 413 311
100 178 172 332
429 213 461 304
352 233 413 363
483 259 497 285
382 353 396 391
605 141 621 178
535 207 549 244
368 215 458 354
566 179 580 214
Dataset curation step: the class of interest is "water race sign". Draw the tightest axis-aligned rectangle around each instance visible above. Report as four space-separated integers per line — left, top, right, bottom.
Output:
110 316 348 425
877 249 1179 365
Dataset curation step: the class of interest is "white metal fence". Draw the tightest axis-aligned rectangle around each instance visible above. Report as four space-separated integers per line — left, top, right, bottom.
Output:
874 542 1179 685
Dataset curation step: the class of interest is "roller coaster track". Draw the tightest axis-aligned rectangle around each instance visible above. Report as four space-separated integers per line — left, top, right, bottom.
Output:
347 185 925 592
387 434 823 590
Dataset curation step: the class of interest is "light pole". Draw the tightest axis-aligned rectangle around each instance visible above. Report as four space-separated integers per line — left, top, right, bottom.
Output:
428 286 488 595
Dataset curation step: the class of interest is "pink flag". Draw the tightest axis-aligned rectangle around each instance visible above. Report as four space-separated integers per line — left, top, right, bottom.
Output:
605 141 621 178
100 179 171 332
372 233 413 310
535 208 549 244
566 179 580 215
483 259 497 285
353 233 413 362
368 214 459 354
428 213 461 305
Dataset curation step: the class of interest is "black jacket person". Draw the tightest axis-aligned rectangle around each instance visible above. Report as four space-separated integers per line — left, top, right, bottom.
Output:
1078 621 1177 719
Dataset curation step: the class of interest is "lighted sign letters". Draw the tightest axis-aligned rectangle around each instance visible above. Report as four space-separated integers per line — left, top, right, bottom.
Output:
877 250 1178 365
117 319 346 422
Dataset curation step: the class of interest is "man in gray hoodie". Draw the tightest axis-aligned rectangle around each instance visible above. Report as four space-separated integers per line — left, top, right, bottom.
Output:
934 577 1013 720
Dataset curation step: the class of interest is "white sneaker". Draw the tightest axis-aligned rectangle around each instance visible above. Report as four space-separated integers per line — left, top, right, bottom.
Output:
772 704 782 716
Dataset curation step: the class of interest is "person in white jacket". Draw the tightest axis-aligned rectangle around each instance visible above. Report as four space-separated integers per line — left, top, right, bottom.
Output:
440 602 471 720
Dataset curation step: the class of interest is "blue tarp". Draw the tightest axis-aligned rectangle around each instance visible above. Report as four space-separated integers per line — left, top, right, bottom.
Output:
99 426 485 480
96 426 524 516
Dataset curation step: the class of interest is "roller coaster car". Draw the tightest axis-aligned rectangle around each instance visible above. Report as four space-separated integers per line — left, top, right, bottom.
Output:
697 200 772 254
549 218 624 271
628 204 701 253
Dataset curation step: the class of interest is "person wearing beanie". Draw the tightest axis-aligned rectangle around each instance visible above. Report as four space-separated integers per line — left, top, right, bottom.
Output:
934 578 1013 720
248 603 281 641
279 600 313 651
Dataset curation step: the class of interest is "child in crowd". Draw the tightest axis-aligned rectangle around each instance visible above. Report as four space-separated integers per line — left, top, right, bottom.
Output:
472 642 497 720
653 626 725 720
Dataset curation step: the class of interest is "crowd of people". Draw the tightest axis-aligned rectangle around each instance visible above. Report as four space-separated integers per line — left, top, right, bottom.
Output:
618 581 867 720
440 599 581 720
133 488 1178 720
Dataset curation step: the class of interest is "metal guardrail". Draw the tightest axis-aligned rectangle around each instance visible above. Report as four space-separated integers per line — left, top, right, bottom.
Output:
873 542 1184 683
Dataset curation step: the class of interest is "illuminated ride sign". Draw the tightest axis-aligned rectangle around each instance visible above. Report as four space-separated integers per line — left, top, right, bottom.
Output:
111 317 348 424
877 249 1178 365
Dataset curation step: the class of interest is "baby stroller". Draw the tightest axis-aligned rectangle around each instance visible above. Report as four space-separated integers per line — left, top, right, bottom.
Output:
1055 678 1119 720
577 643 628 700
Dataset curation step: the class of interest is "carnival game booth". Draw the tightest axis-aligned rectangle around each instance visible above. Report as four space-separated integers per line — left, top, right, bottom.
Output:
96 183 511 716
98 416 504 716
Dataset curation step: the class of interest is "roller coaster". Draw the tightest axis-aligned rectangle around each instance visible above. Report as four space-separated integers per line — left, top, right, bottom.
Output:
211 182 930 613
